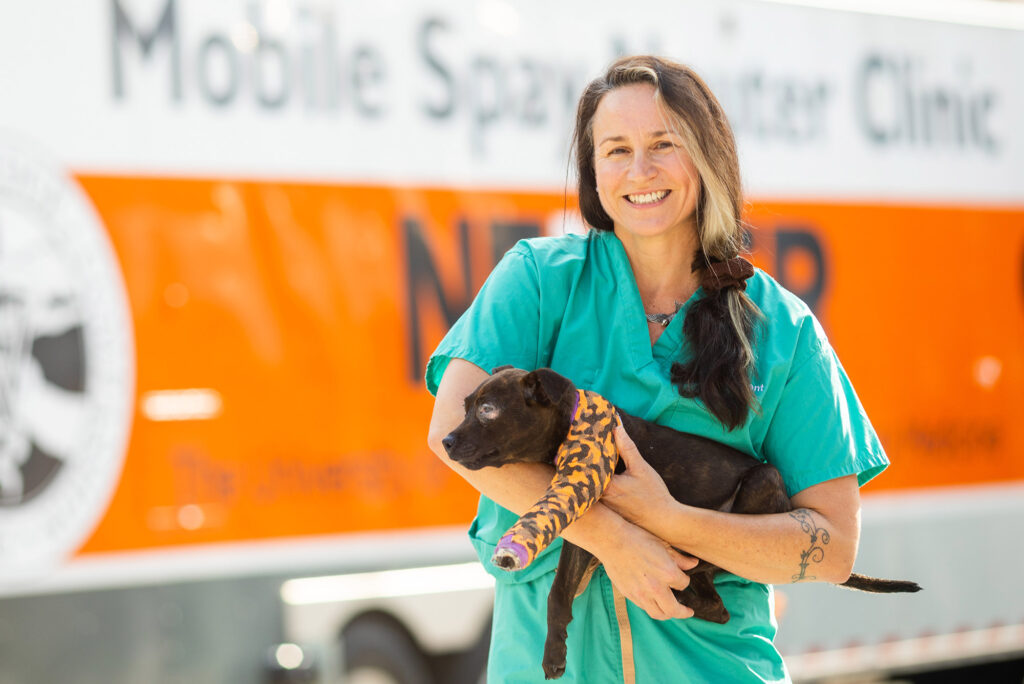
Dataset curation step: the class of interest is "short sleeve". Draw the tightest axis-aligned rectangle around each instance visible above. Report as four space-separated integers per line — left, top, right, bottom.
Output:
762 322 889 496
425 245 541 396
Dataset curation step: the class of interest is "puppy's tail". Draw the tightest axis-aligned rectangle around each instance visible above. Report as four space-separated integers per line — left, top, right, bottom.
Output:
840 573 921 593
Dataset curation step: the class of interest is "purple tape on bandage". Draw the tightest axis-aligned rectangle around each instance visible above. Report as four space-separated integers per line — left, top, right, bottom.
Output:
495 534 530 570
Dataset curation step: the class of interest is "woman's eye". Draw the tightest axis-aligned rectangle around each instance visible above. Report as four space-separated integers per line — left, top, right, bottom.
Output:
654 141 674 150
477 403 499 421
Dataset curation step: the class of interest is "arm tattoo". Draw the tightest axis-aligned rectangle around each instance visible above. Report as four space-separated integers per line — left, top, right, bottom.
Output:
789 508 830 582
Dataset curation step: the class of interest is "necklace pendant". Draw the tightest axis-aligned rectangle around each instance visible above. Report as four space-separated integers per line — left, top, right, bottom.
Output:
645 312 674 327
644 301 684 328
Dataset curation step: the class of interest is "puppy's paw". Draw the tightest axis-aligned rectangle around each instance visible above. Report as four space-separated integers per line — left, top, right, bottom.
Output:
542 639 568 679
492 548 522 571
491 537 529 571
542 658 566 680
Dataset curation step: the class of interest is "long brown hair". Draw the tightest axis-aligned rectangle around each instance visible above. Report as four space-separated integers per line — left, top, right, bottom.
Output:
571 55 761 429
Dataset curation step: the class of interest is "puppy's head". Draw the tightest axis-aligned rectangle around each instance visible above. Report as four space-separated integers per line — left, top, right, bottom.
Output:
442 367 576 470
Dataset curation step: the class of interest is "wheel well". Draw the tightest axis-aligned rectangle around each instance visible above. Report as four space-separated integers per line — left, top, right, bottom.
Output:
340 609 423 648
339 608 490 684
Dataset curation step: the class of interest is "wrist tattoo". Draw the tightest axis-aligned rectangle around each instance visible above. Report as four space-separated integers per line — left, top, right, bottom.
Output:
789 508 830 582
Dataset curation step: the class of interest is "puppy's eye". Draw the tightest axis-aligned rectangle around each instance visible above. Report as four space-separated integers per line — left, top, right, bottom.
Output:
477 403 499 421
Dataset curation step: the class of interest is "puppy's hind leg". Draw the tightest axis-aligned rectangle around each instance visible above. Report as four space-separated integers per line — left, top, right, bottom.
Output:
542 542 598 680
676 572 729 624
730 463 792 516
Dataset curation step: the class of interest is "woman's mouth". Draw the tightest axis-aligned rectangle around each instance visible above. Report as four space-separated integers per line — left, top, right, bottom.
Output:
625 190 670 206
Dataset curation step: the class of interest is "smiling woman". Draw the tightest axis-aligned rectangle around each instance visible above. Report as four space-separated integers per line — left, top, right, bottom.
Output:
427 55 889 683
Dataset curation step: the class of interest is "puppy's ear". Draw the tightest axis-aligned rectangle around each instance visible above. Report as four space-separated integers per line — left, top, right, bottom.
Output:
522 368 573 406
491 365 515 375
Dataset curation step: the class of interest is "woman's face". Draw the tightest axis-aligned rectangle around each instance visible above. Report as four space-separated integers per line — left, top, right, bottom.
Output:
592 83 700 243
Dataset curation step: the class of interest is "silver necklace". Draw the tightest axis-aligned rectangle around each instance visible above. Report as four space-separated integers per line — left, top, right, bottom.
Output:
644 301 684 328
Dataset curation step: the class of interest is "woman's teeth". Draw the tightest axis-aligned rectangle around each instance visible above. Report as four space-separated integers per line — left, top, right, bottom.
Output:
627 190 669 205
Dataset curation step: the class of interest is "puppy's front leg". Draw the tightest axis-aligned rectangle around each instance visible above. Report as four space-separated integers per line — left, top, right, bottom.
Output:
543 541 598 679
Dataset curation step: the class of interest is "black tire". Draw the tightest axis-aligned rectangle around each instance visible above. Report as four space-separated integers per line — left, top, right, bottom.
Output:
342 613 434 684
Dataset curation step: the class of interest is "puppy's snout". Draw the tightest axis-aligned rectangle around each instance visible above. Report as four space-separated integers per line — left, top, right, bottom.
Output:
441 433 457 455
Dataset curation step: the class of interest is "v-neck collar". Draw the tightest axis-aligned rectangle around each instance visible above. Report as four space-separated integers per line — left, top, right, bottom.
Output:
598 230 702 372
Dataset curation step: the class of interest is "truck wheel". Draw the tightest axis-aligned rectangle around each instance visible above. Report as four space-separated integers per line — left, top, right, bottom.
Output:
342 614 433 684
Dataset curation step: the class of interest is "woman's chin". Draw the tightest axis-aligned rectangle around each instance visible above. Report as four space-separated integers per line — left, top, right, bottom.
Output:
613 220 697 242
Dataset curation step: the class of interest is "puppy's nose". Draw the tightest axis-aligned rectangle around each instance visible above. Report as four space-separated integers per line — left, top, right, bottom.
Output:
441 434 457 455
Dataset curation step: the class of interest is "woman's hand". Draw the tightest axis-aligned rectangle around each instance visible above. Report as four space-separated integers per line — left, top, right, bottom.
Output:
602 422 676 529
599 422 696 620
595 518 697 620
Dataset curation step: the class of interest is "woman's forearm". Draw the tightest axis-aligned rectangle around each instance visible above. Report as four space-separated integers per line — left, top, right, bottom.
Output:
638 501 857 585
430 450 633 556
604 426 862 585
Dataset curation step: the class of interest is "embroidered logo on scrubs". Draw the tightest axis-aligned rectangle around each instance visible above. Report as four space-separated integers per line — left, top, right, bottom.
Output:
684 381 764 394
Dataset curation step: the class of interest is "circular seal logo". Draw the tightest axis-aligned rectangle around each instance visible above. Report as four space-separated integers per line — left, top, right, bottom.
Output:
0 137 134 583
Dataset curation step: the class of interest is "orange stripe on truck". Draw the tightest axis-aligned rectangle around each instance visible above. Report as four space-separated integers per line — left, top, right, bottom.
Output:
72 175 1024 556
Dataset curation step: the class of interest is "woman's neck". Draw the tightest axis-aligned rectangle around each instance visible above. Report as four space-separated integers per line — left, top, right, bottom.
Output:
615 227 701 313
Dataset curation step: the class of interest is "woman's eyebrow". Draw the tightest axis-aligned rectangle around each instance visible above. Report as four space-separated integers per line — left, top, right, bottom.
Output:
598 130 674 146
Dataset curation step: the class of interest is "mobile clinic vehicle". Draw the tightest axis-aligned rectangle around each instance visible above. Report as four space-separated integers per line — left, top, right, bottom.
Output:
0 1 1022 683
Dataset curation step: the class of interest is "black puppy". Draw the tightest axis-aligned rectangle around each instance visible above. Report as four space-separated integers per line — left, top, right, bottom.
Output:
443 366 920 680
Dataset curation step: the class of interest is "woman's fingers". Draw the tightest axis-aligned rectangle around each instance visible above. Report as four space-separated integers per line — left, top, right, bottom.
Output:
606 423 674 529
599 522 695 621
669 547 699 572
643 573 694 620
656 551 696 619
613 422 640 469
657 589 695 620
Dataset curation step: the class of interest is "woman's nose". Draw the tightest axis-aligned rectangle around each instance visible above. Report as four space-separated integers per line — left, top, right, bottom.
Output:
627 150 656 181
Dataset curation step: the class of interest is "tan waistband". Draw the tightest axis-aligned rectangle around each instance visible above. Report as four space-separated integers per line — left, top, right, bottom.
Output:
611 586 636 684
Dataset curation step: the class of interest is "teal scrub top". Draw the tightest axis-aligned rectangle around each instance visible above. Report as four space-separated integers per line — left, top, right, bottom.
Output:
426 229 888 683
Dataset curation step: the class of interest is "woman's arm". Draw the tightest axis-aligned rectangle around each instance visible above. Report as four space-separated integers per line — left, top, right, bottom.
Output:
427 358 698 620
602 424 860 585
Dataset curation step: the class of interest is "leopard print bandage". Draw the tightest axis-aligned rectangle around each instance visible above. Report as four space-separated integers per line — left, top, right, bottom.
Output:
492 389 619 571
